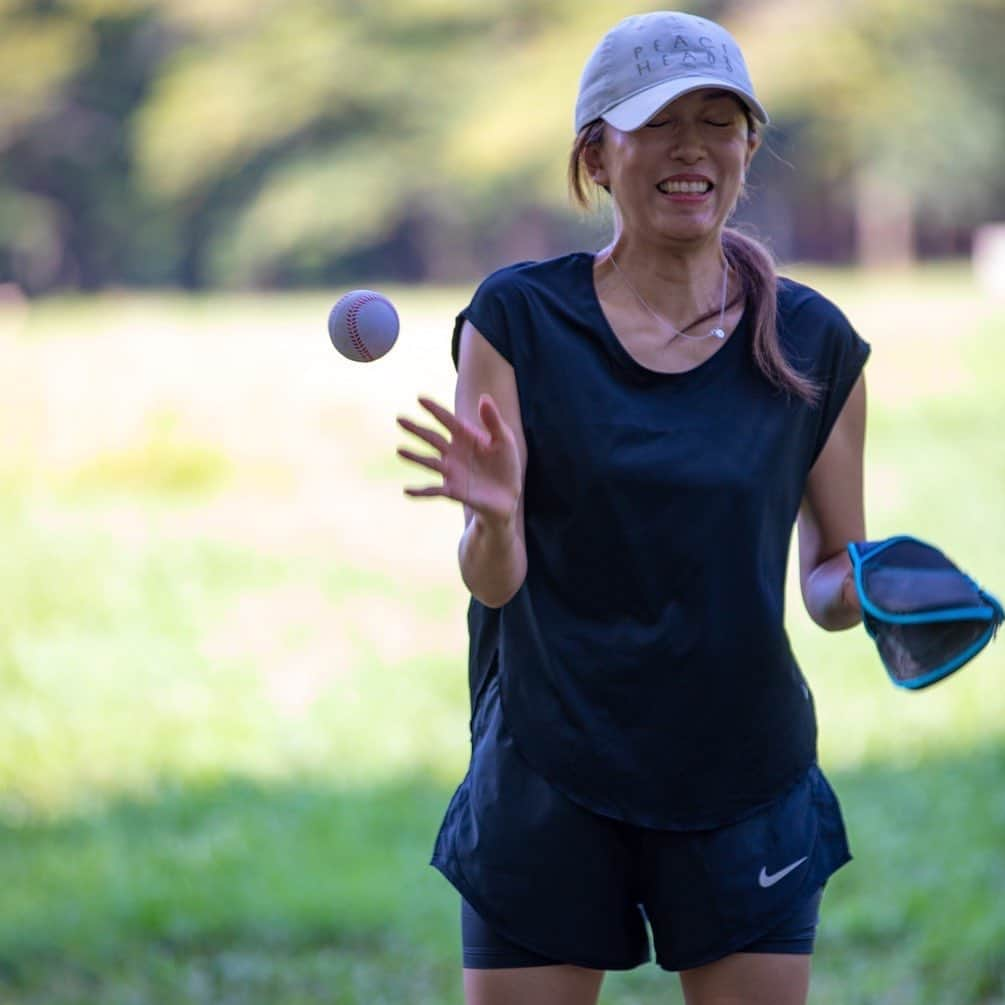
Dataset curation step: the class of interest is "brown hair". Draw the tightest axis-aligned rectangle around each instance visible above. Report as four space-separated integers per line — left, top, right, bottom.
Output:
568 118 819 404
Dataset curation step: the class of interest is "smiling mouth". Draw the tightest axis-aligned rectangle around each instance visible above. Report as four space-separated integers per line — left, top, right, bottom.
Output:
657 179 712 194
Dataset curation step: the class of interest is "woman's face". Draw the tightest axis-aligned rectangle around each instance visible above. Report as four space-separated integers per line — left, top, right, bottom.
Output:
587 88 759 248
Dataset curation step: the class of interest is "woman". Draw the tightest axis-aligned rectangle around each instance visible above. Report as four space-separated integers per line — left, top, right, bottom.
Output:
397 11 869 1005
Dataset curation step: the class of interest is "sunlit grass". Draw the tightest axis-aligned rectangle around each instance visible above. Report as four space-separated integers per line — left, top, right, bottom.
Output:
68 410 232 497
0 268 1002 1003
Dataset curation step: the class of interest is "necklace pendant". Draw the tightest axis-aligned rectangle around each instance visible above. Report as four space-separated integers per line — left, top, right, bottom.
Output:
710 327 726 340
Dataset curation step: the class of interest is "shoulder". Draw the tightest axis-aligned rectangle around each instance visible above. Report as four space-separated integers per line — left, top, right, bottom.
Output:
776 276 854 331
471 253 591 303
453 253 592 367
776 277 870 423
775 279 871 458
776 276 868 364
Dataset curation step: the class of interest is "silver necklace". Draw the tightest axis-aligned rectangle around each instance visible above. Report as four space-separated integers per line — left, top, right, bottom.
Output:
609 253 730 342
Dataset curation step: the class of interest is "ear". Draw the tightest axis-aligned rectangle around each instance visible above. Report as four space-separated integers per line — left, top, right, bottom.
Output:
744 130 761 173
583 138 609 188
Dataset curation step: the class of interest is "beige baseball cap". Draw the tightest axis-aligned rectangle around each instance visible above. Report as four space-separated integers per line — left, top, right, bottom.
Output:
574 11 768 133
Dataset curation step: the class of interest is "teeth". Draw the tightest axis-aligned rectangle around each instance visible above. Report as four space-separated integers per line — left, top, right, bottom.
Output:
658 180 711 194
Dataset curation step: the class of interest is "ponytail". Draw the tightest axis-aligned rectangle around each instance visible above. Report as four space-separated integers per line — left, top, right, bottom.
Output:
722 228 819 404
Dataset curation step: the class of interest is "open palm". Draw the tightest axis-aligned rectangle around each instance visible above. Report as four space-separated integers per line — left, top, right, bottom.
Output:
397 394 522 527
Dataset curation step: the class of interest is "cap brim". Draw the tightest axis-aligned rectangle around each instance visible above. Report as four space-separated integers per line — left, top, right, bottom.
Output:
602 77 769 131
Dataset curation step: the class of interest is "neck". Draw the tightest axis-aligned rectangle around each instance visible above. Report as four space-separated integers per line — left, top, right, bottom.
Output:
598 236 728 324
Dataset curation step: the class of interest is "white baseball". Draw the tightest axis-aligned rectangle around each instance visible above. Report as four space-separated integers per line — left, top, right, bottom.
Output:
327 289 399 362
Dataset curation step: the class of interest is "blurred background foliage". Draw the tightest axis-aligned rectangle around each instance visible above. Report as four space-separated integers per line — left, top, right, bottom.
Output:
2 3 1004 1001
0 0 1003 291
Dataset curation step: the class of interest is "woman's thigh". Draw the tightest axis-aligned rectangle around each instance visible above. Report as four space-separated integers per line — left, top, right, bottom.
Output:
463 965 605 1005
678 951 811 1005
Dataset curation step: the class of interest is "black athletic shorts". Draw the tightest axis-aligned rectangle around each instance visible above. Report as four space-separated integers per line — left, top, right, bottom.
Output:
432 675 851 972
461 885 825 969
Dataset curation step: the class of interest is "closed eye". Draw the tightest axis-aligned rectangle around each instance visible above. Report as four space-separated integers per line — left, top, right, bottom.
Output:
647 118 734 129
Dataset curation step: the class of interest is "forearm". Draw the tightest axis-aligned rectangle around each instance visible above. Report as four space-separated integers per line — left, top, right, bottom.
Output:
458 512 527 608
804 550 861 631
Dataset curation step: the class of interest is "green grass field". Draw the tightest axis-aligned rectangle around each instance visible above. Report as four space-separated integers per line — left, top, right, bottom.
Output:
0 265 1003 1004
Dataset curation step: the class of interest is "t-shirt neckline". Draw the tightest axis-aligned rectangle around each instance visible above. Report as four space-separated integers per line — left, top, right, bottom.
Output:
580 251 748 381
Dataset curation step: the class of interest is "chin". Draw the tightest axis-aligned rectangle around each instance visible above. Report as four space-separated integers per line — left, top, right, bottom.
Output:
654 219 721 245
653 204 722 231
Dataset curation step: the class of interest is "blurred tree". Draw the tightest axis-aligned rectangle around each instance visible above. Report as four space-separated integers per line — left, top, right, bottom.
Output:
0 2 94 290
0 0 1001 289
133 0 577 286
0 0 184 290
734 0 1005 265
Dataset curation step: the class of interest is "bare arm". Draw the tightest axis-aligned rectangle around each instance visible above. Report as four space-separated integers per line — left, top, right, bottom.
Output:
454 322 528 606
797 373 867 631
396 320 527 607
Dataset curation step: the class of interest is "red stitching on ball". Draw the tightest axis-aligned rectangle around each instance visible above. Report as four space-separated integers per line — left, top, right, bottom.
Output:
345 293 380 362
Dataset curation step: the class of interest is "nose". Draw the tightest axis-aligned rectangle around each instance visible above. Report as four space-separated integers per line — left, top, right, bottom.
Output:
667 120 705 163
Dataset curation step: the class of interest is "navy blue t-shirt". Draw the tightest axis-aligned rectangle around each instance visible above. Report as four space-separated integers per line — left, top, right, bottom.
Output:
452 251 870 829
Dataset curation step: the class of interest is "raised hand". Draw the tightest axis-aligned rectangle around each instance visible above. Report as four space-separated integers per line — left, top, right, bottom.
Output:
396 394 523 528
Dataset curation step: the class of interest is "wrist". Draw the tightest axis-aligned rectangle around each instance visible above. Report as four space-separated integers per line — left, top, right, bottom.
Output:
806 560 862 631
460 508 527 608
472 507 518 542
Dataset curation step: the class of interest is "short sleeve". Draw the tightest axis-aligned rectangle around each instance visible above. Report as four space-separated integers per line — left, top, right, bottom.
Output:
450 262 534 370
807 300 871 464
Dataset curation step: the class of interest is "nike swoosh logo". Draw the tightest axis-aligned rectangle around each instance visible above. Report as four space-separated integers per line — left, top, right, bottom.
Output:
758 856 808 888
